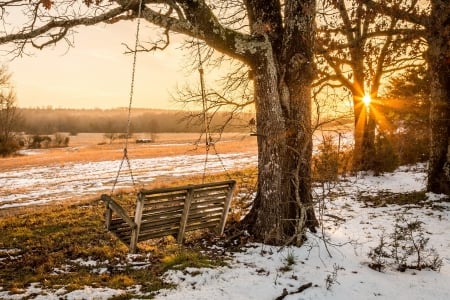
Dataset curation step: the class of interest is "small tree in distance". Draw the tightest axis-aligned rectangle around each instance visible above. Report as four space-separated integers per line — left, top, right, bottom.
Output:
0 66 21 157
379 67 430 165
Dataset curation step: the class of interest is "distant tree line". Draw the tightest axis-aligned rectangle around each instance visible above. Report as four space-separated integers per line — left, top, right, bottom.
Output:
16 108 252 135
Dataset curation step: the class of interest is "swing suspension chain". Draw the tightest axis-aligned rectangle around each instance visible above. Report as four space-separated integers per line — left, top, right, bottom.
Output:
197 42 232 182
197 42 211 148
111 0 144 194
198 42 210 183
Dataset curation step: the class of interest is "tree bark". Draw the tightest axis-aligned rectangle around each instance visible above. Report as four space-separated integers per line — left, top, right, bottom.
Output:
427 0 450 195
242 0 318 245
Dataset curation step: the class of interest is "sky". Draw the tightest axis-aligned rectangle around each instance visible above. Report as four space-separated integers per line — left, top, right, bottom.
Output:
2 21 203 110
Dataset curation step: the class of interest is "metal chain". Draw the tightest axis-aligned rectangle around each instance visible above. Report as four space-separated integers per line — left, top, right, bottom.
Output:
197 41 231 182
111 0 143 195
210 142 233 180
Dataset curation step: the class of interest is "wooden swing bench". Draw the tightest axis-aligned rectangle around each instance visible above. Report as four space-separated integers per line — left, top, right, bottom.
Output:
101 180 236 253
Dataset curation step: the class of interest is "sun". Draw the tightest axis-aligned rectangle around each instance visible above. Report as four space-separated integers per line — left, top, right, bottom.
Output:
362 94 372 107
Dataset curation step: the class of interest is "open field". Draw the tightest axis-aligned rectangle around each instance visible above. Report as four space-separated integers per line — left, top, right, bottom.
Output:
1 132 257 171
0 132 258 211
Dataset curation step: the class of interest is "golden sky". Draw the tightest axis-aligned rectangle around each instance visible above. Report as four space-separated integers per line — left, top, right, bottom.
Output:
4 21 200 110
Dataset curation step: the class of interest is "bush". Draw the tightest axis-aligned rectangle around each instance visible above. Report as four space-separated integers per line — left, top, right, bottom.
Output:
313 135 340 182
313 134 352 181
0 137 20 157
28 135 51 149
368 215 442 272
53 133 70 147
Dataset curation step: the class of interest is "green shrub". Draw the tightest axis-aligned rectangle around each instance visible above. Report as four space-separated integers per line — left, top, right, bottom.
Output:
368 215 442 272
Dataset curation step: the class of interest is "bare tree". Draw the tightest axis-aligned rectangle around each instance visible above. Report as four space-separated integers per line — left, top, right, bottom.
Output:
0 66 21 157
315 0 425 171
0 0 319 244
361 0 449 195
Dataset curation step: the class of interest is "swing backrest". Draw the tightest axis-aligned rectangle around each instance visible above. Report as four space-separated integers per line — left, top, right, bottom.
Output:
102 180 236 253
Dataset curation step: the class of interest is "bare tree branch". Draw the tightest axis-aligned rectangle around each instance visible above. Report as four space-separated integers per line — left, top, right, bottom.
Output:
361 0 429 26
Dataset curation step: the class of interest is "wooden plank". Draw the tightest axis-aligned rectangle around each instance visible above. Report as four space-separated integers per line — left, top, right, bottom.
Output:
109 222 132 232
111 230 133 238
188 206 224 215
192 194 227 202
105 208 112 230
140 222 180 233
115 234 131 244
188 210 223 221
192 199 226 208
185 219 222 231
193 190 227 197
140 221 180 230
194 193 227 199
130 193 145 253
101 194 136 229
143 199 185 209
140 215 182 228
187 213 223 222
109 225 130 233
194 194 227 201
139 228 179 238
141 211 183 222
139 180 235 195
142 212 183 221
142 191 187 202
111 228 133 237
110 218 128 226
193 187 229 196
189 205 224 214
187 216 222 224
138 228 180 241
177 187 194 243
217 180 235 234
142 205 184 216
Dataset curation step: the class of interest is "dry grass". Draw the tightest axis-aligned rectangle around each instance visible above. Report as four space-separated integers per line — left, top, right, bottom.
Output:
0 166 257 298
0 132 258 297
0 132 256 171
0 197 172 297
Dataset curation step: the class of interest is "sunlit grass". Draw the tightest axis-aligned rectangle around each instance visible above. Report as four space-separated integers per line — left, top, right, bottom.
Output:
0 198 166 297
0 132 257 297
0 167 257 298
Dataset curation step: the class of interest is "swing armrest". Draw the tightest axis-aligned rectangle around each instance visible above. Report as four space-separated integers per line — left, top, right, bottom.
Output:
101 194 137 229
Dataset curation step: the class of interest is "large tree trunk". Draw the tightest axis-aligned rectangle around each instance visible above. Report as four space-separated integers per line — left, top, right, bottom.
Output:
350 48 376 172
352 94 376 172
242 0 318 245
427 0 450 195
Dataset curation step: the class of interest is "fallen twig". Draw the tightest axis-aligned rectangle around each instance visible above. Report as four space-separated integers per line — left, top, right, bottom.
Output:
275 282 313 300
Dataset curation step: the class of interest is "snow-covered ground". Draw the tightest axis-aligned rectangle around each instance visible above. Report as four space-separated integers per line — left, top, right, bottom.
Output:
0 151 256 209
154 164 450 300
1 161 449 300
